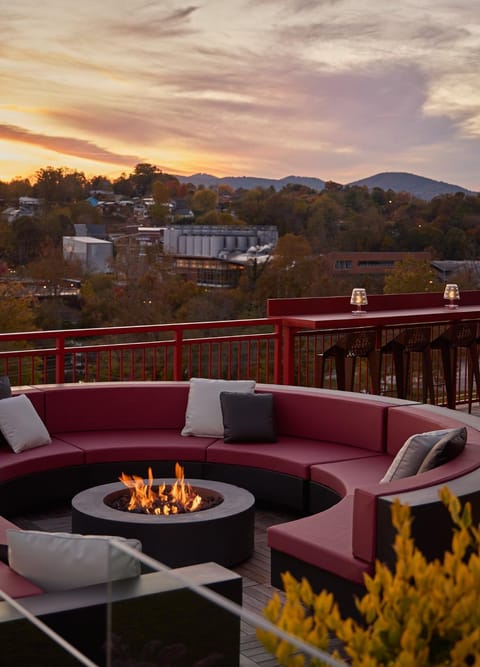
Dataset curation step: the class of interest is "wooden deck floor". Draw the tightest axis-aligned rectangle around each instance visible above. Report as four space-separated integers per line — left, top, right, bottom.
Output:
10 502 301 667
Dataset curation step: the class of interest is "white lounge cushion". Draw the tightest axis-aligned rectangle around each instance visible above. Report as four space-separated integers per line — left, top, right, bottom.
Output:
0 394 51 453
181 377 256 437
7 529 142 592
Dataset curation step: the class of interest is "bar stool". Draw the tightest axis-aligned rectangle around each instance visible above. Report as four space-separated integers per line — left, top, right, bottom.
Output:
317 329 381 394
430 321 480 412
380 326 435 403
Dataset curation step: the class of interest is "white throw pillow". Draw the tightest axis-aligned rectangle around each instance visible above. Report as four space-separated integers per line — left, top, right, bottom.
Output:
0 394 51 453
181 378 256 437
7 529 142 592
380 428 462 483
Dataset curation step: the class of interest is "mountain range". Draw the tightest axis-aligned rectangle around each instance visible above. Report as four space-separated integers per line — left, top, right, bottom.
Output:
175 171 477 201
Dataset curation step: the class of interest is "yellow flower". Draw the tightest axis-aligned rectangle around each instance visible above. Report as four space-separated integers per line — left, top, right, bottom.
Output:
258 487 480 667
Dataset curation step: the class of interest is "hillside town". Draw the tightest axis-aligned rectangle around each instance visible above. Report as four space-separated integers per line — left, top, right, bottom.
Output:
1 162 480 334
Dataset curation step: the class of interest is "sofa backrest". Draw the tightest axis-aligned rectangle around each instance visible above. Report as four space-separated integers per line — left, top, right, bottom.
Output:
386 404 480 455
258 385 405 452
352 438 480 564
40 382 190 432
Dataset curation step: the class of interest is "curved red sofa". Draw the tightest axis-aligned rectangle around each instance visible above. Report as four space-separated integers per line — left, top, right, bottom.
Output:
2 380 480 615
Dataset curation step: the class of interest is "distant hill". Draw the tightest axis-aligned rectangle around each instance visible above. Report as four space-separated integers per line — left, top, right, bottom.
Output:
347 172 476 200
175 173 326 191
175 170 477 200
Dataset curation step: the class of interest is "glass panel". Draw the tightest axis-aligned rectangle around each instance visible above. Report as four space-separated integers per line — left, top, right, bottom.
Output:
104 541 346 667
0 542 344 666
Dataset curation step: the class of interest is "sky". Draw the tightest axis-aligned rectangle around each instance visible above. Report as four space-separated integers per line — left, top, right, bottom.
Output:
1 0 479 191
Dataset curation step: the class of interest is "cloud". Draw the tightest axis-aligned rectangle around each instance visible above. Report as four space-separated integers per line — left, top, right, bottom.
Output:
0 124 141 166
105 4 200 39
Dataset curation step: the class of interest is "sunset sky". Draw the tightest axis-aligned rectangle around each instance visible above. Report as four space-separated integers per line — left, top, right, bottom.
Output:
1 0 479 190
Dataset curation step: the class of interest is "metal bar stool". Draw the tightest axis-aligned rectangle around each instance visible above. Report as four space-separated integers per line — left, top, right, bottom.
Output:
317 329 381 394
381 326 435 403
430 321 480 412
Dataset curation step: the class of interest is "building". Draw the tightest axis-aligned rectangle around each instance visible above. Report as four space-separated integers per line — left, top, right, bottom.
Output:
163 224 278 288
63 236 113 273
327 251 432 276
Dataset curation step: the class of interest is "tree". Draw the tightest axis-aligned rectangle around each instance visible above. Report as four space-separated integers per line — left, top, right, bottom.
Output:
34 167 86 204
253 234 331 301
259 487 480 666
384 256 440 294
0 282 37 333
8 217 46 265
131 163 162 196
191 188 217 217
24 241 83 297
79 274 120 327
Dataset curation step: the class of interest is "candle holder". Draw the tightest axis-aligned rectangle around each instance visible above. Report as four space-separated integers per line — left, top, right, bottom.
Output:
350 288 368 315
443 284 460 309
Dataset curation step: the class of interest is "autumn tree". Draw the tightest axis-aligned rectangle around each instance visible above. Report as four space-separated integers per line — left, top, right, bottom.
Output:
79 274 120 327
7 217 47 265
2 177 32 202
0 282 37 334
191 188 217 217
130 163 162 196
24 241 83 296
34 167 86 204
254 234 330 301
383 256 440 294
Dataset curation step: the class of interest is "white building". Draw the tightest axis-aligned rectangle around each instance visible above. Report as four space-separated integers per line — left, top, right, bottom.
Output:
163 225 278 263
63 236 113 273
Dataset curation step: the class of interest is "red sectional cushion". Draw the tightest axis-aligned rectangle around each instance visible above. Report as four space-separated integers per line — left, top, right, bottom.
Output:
56 429 217 464
42 382 190 432
267 496 373 584
0 560 44 598
206 436 378 478
257 386 391 452
352 443 480 564
386 404 480 455
310 455 393 497
0 438 84 483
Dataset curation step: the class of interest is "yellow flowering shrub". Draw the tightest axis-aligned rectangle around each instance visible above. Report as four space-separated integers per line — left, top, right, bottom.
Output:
257 487 480 666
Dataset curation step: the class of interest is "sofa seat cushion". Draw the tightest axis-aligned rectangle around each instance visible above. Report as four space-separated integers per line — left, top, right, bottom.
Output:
206 437 377 478
43 382 190 432
310 455 393 497
0 438 84 483
55 429 217 464
0 560 44 598
267 496 372 585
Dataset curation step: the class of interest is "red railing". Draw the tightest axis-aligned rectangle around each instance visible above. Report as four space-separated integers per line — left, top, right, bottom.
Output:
0 319 283 386
2 291 480 409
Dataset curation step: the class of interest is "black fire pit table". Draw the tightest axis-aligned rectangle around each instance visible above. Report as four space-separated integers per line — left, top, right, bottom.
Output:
71 479 255 568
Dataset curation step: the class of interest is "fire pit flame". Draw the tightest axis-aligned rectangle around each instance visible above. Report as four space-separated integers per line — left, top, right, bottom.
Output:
119 463 203 515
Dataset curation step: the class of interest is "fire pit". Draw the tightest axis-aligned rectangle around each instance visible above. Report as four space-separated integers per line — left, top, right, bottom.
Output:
71 466 255 568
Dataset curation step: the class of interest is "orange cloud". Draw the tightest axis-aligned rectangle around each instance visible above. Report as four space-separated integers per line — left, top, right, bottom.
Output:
0 124 141 167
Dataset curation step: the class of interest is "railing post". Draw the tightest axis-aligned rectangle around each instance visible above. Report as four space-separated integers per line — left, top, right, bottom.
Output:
273 323 283 385
173 329 183 381
55 335 65 384
282 325 298 385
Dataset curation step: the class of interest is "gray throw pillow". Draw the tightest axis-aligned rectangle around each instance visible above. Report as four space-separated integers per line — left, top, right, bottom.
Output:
380 427 465 483
0 376 11 400
220 391 276 443
417 426 467 473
